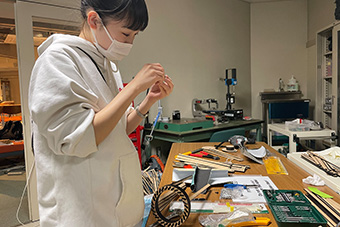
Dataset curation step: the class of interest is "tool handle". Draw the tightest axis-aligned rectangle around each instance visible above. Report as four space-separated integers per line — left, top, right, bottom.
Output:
189 153 203 158
182 148 203 156
224 184 246 189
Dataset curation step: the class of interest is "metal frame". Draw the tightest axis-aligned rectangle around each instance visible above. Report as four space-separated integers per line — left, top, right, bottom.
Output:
15 1 80 221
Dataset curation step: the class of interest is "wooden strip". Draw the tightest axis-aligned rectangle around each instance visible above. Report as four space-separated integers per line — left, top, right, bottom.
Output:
177 154 233 168
305 196 337 227
189 184 211 200
177 154 247 169
307 151 322 167
325 198 340 211
310 151 340 171
305 188 340 223
315 156 328 170
176 155 246 172
176 157 234 171
202 146 244 161
158 183 186 211
302 153 340 177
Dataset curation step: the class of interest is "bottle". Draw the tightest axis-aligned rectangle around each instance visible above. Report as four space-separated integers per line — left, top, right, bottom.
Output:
279 78 284 92
287 75 299 92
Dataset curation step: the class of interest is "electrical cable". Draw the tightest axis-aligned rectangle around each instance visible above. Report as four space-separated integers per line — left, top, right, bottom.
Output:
16 160 37 226
142 100 162 154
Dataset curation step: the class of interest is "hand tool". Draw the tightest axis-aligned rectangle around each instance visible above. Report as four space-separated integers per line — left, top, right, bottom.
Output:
226 217 271 227
172 161 193 169
189 151 220 160
181 148 203 156
214 141 226 149
224 183 259 189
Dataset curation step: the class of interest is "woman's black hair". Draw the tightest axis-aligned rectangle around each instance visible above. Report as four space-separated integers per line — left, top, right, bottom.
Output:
81 0 148 31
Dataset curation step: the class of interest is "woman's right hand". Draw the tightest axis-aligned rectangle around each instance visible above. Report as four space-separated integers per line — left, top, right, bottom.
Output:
131 63 165 93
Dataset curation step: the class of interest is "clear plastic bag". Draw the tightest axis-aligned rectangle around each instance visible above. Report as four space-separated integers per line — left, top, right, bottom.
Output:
198 208 254 227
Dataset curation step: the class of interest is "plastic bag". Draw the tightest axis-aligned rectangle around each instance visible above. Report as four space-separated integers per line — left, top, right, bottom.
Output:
198 208 254 227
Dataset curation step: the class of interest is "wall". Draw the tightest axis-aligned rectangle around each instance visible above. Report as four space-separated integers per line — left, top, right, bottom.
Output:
306 0 336 121
250 0 308 120
119 0 251 119
18 0 80 9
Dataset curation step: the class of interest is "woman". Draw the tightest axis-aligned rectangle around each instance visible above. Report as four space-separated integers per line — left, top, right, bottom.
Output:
29 0 173 226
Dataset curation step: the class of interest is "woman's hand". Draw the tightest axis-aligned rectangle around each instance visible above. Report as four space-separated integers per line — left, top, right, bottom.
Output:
125 75 173 135
130 63 165 93
146 75 174 103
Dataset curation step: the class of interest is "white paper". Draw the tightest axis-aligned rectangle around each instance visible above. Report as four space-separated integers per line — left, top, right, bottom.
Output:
226 176 278 203
169 201 268 213
172 169 278 203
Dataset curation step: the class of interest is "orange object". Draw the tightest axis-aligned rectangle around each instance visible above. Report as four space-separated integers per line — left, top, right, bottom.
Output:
0 140 24 154
149 155 165 172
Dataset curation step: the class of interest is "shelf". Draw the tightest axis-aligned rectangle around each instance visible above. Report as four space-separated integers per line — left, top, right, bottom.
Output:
323 110 332 114
323 76 332 80
324 51 333 56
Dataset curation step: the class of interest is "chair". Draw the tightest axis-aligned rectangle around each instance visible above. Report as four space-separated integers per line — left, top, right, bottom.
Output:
209 128 245 142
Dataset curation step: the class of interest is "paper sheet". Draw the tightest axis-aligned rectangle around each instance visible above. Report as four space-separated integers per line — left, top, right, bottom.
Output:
226 175 278 203
172 169 278 203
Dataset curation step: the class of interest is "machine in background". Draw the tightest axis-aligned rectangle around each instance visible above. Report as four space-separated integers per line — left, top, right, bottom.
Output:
192 98 219 118
192 68 244 122
223 68 243 120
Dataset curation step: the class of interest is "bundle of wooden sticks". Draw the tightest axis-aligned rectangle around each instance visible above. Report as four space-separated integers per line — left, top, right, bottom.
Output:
305 188 340 227
142 167 161 195
301 151 340 177
174 146 250 173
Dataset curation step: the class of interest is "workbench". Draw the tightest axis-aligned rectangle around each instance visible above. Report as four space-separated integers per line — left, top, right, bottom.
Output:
144 119 263 143
267 123 336 153
146 142 340 226
0 140 24 158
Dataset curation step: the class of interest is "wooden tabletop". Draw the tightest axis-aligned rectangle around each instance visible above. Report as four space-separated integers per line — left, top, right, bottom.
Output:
146 142 340 226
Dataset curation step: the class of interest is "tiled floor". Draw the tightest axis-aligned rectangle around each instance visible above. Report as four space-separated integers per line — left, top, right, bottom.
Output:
0 156 29 227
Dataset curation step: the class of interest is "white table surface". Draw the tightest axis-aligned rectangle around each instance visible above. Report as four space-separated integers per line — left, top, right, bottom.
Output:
268 123 336 153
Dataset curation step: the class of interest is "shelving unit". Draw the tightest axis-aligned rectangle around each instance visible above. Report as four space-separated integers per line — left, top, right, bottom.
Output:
316 22 340 145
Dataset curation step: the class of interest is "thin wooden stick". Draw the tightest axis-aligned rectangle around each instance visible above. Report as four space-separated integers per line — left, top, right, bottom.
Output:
176 155 247 172
325 198 340 211
305 188 340 223
305 196 337 227
177 154 248 170
302 152 340 177
202 146 244 161
189 184 211 200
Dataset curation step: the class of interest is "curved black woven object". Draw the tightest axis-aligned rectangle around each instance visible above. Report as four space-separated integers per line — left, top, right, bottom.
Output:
151 184 191 227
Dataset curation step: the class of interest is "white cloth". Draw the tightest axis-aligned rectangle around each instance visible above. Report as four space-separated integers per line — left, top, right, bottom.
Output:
29 34 143 227
302 174 325 186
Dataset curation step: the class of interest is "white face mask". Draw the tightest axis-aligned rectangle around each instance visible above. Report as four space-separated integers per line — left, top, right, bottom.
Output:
91 20 133 61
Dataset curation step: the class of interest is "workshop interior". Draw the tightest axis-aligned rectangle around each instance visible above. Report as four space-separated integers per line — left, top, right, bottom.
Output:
1 0 340 227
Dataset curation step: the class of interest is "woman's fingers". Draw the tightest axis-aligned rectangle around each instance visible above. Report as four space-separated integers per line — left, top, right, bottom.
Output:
159 76 174 96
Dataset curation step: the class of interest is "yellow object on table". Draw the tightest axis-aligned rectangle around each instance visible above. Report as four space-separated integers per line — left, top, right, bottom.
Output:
263 156 288 175
226 217 271 226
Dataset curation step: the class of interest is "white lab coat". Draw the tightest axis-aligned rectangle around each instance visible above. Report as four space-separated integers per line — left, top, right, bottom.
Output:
29 34 144 227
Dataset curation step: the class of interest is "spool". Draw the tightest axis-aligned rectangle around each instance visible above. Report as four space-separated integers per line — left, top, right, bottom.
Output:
222 145 237 153
226 145 234 150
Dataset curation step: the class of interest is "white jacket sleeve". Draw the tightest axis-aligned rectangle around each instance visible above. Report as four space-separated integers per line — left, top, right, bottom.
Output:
29 49 99 157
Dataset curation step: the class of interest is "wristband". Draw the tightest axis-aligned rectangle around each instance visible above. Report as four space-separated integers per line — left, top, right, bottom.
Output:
135 105 148 119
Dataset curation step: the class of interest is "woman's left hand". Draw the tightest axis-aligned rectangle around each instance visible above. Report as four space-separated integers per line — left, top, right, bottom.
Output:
147 75 174 103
